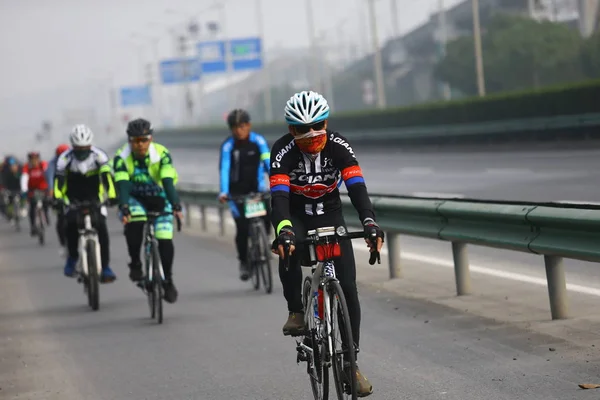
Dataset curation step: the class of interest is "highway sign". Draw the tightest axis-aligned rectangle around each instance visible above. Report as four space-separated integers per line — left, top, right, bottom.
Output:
230 37 263 71
197 40 227 73
120 85 152 107
159 58 201 84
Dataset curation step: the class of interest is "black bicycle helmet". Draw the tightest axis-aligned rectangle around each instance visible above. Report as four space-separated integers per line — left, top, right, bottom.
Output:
226 109 250 129
127 118 153 137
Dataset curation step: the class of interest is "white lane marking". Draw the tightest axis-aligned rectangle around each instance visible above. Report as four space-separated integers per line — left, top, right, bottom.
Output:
191 210 600 297
353 246 600 297
410 192 465 199
398 167 434 175
484 168 532 175
554 200 600 206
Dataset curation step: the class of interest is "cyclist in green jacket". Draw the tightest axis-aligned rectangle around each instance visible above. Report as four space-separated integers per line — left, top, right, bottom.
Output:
113 118 183 303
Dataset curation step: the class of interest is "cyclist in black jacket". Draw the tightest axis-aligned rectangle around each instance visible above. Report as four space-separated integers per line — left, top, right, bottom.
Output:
270 90 384 397
218 109 271 281
0 156 22 220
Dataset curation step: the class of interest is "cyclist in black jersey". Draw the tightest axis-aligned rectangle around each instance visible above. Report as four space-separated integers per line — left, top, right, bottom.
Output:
270 90 383 397
0 156 22 220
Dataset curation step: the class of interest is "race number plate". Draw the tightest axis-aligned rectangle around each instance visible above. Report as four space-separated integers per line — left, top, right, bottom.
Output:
244 199 267 218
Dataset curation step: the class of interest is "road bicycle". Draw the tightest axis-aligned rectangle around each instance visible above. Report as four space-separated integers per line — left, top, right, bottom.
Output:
282 225 380 400
135 198 182 324
2 190 24 231
226 192 272 294
71 199 107 311
31 190 49 245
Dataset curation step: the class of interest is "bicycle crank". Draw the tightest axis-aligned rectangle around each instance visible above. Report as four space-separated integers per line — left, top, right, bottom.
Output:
296 340 311 363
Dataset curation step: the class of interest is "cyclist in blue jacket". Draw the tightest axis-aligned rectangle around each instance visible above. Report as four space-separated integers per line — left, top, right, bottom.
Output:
218 109 271 281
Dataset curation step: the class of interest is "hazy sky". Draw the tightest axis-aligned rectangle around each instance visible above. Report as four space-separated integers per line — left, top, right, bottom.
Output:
0 0 462 154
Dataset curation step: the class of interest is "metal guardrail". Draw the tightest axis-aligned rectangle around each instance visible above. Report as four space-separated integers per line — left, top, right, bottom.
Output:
178 183 600 321
157 112 600 148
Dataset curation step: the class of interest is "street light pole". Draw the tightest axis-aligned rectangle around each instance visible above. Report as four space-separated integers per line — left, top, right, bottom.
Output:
305 0 321 93
390 0 400 37
437 0 451 100
367 0 387 108
149 37 163 126
471 0 486 96
216 2 234 113
255 0 272 122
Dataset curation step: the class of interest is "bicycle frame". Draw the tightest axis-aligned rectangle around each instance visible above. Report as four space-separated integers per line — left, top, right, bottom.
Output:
76 212 102 278
143 220 165 283
3 192 21 221
35 199 44 225
301 227 340 362
228 192 270 265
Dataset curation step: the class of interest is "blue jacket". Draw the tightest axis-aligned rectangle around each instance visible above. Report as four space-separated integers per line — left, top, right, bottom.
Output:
219 131 270 196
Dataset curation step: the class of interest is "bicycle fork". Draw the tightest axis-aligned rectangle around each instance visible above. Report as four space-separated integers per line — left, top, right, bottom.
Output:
296 262 336 379
77 215 101 279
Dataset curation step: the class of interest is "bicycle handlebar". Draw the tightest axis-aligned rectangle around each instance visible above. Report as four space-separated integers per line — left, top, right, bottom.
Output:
280 228 381 270
68 199 109 209
223 192 271 202
145 210 182 233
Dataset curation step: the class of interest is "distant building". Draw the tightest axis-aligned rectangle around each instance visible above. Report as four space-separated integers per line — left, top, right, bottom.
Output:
196 0 599 124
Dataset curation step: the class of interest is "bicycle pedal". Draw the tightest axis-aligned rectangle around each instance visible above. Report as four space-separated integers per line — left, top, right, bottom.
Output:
296 349 308 363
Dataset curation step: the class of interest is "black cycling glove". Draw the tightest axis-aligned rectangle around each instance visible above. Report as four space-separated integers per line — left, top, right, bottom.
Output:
52 198 65 211
119 204 131 217
172 203 182 212
363 218 384 243
272 226 295 252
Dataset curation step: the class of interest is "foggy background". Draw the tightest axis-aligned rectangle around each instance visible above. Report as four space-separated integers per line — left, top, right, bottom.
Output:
0 0 597 156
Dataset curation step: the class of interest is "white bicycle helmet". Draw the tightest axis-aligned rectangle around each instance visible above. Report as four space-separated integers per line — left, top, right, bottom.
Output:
284 91 330 125
70 124 94 146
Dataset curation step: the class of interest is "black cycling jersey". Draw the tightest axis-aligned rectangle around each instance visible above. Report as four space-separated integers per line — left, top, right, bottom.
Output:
0 165 21 191
269 130 375 234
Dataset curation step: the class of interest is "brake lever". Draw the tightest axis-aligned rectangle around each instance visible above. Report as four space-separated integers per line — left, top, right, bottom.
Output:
283 240 291 271
175 215 182 232
368 233 381 265
368 250 381 265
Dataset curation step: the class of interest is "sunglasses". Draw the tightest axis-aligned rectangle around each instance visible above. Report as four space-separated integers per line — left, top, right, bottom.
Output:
293 121 326 135
130 137 151 144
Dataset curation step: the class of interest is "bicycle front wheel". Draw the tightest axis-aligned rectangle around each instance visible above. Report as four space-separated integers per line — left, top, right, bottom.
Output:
86 240 100 311
152 244 163 324
327 280 357 400
37 209 45 246
145 252 155 319
303 277 329 400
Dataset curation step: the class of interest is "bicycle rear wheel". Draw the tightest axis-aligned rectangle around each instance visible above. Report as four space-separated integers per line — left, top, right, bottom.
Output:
248 228 260 290
303 277 329 400
152 244 163 324
327 280 357 400
13 199 20 232
37 209 45 246
256 224 272 294
86 240 100 311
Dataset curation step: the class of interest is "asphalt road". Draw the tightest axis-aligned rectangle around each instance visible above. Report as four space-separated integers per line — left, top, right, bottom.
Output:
2 215 600 399
171 147 600 203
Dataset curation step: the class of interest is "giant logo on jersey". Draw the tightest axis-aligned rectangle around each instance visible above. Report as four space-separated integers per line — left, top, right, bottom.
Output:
290 181 338 199
289 171 340 199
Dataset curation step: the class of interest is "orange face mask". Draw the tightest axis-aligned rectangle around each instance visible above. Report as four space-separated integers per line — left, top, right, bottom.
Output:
294 130 328 154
